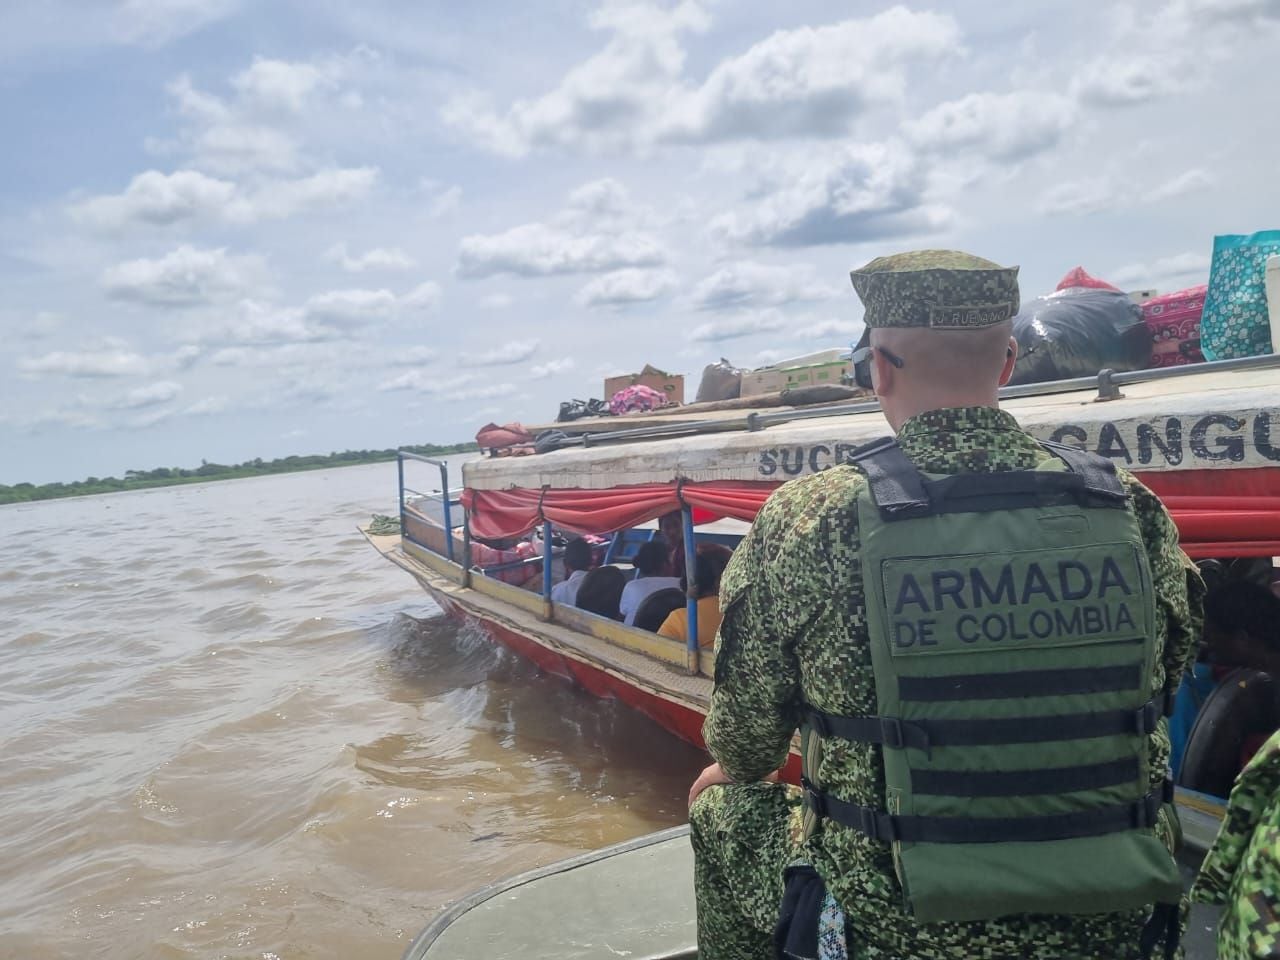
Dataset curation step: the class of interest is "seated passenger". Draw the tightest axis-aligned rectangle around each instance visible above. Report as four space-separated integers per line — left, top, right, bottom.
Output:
1172 578 1280 778
632 587 687 633
549 537 593 607
619 538 682 626
576 566 626 621
657 544 733 649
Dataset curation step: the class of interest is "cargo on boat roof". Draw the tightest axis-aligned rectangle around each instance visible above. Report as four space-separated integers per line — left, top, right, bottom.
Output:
462 357 1280 560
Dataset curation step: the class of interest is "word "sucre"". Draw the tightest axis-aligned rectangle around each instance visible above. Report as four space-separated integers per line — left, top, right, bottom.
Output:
887 555 1140 651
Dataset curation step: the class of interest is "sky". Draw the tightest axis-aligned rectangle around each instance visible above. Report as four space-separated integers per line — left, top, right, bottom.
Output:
2 0 1278 485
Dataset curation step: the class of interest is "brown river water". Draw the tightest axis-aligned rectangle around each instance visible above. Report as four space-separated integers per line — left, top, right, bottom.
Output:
0 461 704 959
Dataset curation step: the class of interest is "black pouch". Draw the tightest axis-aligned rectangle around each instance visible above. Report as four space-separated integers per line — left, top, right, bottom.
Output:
773 865 826 960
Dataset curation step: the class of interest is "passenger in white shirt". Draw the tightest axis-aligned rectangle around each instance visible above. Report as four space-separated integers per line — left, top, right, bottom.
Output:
550 537 594 607
620 538 682 626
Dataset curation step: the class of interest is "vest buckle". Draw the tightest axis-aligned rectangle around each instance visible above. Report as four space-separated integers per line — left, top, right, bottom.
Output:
880 716 905 749
1137 700 1160 735
801 777 827 818
808 710 832 738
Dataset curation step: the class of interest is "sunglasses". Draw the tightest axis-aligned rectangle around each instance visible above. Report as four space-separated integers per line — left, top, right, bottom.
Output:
850 345 905 390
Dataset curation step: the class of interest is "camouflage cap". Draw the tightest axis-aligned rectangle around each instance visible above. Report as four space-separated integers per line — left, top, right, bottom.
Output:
850 249 1020 329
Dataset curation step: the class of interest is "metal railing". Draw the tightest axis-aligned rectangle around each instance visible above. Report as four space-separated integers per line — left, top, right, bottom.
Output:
398 451 457 563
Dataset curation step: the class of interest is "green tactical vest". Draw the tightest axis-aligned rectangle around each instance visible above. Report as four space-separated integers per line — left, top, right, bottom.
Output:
800 438 1184 925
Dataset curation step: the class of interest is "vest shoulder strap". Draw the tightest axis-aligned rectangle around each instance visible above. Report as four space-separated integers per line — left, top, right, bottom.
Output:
850 435 1128 519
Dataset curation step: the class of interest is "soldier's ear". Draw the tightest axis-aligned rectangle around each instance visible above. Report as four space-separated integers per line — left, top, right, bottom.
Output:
999 338 1018 386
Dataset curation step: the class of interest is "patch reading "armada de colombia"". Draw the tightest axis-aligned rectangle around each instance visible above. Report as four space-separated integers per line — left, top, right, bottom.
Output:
879 543 1150 656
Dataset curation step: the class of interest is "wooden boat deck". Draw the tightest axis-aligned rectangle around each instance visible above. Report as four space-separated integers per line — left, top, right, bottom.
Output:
363 531 714 709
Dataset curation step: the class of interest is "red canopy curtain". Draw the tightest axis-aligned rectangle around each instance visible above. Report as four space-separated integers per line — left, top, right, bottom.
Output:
463 467 1280 558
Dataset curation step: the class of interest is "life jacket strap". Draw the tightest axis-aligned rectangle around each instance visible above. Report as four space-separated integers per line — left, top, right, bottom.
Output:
804 699 1159 751
801 780 1172 844
851 438 1128 522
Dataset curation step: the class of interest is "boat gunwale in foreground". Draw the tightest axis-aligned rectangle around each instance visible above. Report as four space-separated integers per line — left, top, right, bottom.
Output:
400 825 695 960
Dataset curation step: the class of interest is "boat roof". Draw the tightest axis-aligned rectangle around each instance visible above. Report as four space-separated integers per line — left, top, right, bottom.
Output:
465 359 1279 491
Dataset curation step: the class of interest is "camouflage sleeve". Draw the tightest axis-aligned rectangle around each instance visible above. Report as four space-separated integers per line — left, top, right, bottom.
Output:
1123 473 1205 700
703 475 834 782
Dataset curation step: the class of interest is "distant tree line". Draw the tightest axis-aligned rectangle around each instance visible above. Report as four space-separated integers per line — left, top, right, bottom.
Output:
0 443 479 505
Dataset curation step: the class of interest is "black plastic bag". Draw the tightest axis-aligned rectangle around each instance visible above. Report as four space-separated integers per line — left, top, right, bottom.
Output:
1009 287 1152 385
695 358 742 403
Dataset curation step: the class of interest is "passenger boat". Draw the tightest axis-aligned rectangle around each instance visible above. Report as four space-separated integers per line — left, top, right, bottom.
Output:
362 354 1280 855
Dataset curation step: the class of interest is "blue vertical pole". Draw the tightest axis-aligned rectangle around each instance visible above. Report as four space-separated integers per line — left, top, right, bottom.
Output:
682 506 698 669
439 463 454 563
542 520 554 603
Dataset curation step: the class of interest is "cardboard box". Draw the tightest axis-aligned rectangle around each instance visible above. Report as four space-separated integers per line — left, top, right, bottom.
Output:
781 359 852 390
604 363 684 404
740 357 853 397
739 367 788 397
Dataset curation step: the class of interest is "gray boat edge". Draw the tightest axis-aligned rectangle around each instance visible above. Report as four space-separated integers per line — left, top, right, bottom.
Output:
400 824 695 960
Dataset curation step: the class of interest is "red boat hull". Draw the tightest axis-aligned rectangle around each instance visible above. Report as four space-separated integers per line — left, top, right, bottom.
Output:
430 589 803 783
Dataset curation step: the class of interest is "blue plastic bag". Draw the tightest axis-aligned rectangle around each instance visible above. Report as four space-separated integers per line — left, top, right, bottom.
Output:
1201 230 1280 360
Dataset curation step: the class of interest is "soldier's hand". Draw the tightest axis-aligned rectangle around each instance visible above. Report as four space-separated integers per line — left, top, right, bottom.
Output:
688 763 780 807
689 762 734 808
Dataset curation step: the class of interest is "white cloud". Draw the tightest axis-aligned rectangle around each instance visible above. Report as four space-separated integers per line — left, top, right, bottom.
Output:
192 122 300 175
441 1 709 156
448 382 518 403
711 141 951 247
14 312 64 342
529 357 576 380
19 348 152 378
1072 56 1187 107
113 0 238 46
664 8 962 143
907 91 1076 161
1145 169 1214 202
302 288 399 328
231 57 332 112
114 380 183 410
378 371 476 394
459 339 540 366
1109 252 1212 288
1036 179 1116 217
400 281 442 311
458 178 669 278
690 309 789 342
185 396 230 416
71 167 378 229
102 245 263 307
201 301 322 346
458 222 666 277
429 185 463 218
480 293 514 310
443 5 961 154
575 268 676 307
247 168 379 220
383 346 440 367
70 170 237 228
326 243 416 272
793 318 864 341
689 261 838 311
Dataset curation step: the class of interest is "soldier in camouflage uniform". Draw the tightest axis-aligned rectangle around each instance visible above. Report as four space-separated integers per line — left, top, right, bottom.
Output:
1193 728 1280 958
689 250 1205 959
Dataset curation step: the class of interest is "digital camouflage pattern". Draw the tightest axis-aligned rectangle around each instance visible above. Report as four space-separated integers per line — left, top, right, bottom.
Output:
693 405 1205 960
1192 729 1280 959
849 250 1022 329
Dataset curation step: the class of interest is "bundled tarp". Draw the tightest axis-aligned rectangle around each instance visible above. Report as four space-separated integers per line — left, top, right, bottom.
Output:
1010 269 1152 385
